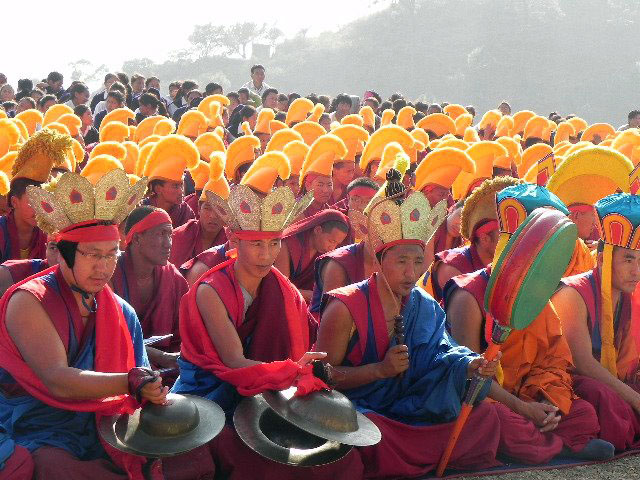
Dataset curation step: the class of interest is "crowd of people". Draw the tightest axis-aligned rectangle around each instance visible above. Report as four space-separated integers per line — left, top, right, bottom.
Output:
0 63 639 480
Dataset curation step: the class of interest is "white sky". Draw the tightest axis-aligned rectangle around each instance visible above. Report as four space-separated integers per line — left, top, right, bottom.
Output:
2 0 389 89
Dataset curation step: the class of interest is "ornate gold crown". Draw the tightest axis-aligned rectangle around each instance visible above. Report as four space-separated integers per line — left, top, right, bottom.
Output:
27 169 148 234
205 184 314 234
350 191 448 253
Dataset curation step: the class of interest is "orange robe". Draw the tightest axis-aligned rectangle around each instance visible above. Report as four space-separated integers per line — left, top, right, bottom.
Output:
564 238 596 277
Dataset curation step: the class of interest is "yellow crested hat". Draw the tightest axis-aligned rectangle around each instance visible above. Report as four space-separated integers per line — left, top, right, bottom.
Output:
523 116 553 141
396 106 416 130
153 118 176 136
80 154 124 185
56 114 81 137
612 129 640 165
415 147 475 191
144 135 199 182
300 134 347 187
42 104 73 126
566 117 588 134
379 109 394 127
479 110 502 130
134 115 165 143
375 142 408 180
12 129 72 183
553 141 572 157
341 114 364 127
12 119 28 143
89 141 126 163
434 137 468 151
194 132 226 161
581 123 616 144
0 151 18 176
45 122 71 136
496 136 522 166
265 128 303 153
455 114 473 137
197 98 224 128
201 152 230 200
292 121 326 146
15 109 43 136
495 115 514 137
547 146 633 207
188 160 210 191
282 140 309 175
452 141 507 199
241 151 291 194
100 108 134 131
269 120 288 134
225 130 260 181
359 106 375 129
308 103 325 123
359 125 414 172
331 124 369 162
518 143 553 177
463 126 481 143
99 121 129 143
120 141 139 175
139 134 162 149
286 97 314 126
177 110 208 139
416 113 456 138
511 110 536 135
135 141 157 177
0 119 21 157
443 104 468 120
254 108 275 135
554 122 575 145
0 171 10 196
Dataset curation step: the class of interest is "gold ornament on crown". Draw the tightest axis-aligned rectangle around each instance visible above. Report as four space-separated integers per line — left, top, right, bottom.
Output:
349 191 448 253
205 184 314 233
26 170 148 235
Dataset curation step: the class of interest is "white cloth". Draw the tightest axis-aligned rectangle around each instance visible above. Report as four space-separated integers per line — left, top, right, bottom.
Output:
241 80 271 98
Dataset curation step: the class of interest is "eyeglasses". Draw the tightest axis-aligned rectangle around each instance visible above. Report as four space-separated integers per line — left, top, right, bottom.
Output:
76 249 122 264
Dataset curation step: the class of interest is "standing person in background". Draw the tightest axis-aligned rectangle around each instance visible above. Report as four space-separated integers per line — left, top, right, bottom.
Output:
165 81 183 115
90 73 117 113
618 110 640 131
92 82 126 117
93 90 126 129
45 71 64 100
74 105 98 145
329 94 353 123
135 93 159 124
145 76 160 92
168 80 198 117
130 73 145 110
64 82 90 108
37 94 56 114
241 64 271 106
14 79 33 101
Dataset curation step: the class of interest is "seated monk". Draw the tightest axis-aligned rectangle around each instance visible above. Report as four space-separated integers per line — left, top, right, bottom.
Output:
316 180 503 479
0 236 59 295
445 183 614 463
181 241 233 287
553 193 640 451
0 172 168 479
111 206 188 371
170 184 364 479
330 176 378 215
274 209 349 302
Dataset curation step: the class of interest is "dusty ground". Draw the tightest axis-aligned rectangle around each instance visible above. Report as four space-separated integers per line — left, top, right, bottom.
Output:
458 453 640 479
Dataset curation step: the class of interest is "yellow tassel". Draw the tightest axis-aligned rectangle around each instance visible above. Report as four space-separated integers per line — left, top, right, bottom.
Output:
600 244 618 377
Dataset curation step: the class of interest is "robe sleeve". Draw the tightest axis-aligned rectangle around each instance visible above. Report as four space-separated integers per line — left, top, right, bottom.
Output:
118 296 150 368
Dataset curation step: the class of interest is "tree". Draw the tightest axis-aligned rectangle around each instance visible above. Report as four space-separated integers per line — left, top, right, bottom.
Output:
225 22 266 58
188 23 228 58
122 58 156 74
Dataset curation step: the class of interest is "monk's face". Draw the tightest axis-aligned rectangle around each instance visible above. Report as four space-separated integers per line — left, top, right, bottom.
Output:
236 238 281 279
134 222 173 266
155 180 183 207
64 240 120 294
380 244 426 297
306 175 333 205
569 208 597 240
348 191 375 213
199 202 223 234
45 241 60 266
475 229 500 260
11 192 37 227
333 161 355 187
421 184 450 208
610 246 640 294
312 225 347 254
279 176 300 196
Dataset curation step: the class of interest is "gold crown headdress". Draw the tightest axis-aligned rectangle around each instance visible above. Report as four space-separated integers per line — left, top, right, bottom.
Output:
205 184 314 240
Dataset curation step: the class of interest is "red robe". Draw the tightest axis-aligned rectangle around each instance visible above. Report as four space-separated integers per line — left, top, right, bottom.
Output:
144 196 195 228
0 212 47 262
429 244 485 302
183 192 200 219
111 251 188 352
170 219 227 268
179 243 229 275
303 201 330 218
0 445 32 480
1 259 49 284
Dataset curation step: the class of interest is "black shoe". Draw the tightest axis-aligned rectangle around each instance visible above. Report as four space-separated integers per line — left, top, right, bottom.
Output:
560 439 615 461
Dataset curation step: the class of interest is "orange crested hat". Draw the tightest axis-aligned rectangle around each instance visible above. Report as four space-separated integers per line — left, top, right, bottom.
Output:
380 109 395 127
581 123 616 144
308 103 325 123
254 108 275 135
495 115 514 137
241 151 291 194
80 154 124 185
415 147 476 191
201 152 230 200
144 135 199 182
100 108 134 131
566 117 588 134
177 110 208 139
134 115 166 143
341 114 364 127
265 128 303 153
198 96 226 126
0 151 18 176
153 118 176 137
269 120 288 134
292 121 326 146
612 129 640 165
286 97 314 126
407 136 426 164
331 124 369 162
89 141 127 162
70 138 85 166
44 122 70 136
42 104 73 126
416 113 456 138
511 110 536 135
0 171 9 196
479 110 502 131
282 140 309 175
518 143 553 177
359 106 375 130
121 141 139 174
0 119 21 157
375 142 408 180
396 106 416 130
225 130 260 181
12 119 28 143
300 134 347 187
15 109 43 136
434 137 468 151
99 121 129 143
452 141 507 199
523 116 553 142
359 125 414 172
553 141 572 157
443 104 468 120
496 136 522 166
56 114 81 137
554 122 575 145
188 160 210 191
139 134 162 149
463 127 480 143
135 141 156 177
455 113 473 137
194 132 226 161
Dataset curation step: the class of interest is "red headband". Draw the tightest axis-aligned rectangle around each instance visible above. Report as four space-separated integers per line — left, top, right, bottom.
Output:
233 230 283 241
568 204 595 214
125 210 172 246
473 219 499 238
349 186 378 199
376 238 425 254
56 220 120 243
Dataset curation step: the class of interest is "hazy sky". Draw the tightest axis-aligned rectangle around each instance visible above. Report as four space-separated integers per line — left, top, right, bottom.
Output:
2 0 388 88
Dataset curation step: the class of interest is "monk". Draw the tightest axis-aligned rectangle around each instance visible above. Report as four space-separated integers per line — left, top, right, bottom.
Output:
181 241 233 286
331 160 356 204
111 206 188 370
553 193 640 451
274 209 349 302
0 236 59 295
143 179 195 229
301 173 334 217
170 184 364 479
0 176 167 479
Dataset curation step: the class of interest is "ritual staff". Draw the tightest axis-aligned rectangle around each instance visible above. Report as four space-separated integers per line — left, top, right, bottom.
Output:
169 154 229 268
445 183 613 464
0 170 167 479
110 206 188 371
316 175 503 479
274 209 349 302
553 193 640 451
142 135 199 228
0 236 58 295
171 183 365 479
0 130 70 262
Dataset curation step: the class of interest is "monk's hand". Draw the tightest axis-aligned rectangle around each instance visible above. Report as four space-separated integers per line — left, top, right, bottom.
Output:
297 351 327 367
128 367 167 404
156 352 179 369
446 207 462 237
378 344 409 378
468 352 502 378
519 400 560 432
141 378 169 405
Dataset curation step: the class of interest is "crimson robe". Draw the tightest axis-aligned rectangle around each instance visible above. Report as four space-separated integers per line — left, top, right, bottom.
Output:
179 243 229 275
429 244 484 302
170 219 227 269
183 192 200 219
303 201 330 218
143 196 195 228
0 212 47 262
0 444 32 480
1 259 49 284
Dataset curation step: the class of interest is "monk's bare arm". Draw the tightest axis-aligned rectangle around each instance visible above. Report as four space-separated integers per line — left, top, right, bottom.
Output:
552 287 640 412
6 291 129 400
196 284 261 369
273 243 291 278
435 264 462 292
0 267 14 296
320 260 349 294
447 288 483 353
185 261 211 287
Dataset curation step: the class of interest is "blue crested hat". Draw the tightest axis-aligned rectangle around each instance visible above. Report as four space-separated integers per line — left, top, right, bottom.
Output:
595 193 640 250
495 183 569 234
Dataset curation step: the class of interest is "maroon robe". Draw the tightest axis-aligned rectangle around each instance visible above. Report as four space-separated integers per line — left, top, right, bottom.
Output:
432 220 463 256
170 219 227 268
183 192 200 219
0 445 32 480
144 196 195 228
430 244 485 302
111 251 188 352
303 201 330 218
179 243 230 275
0 212 47 263
1 259 49 284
